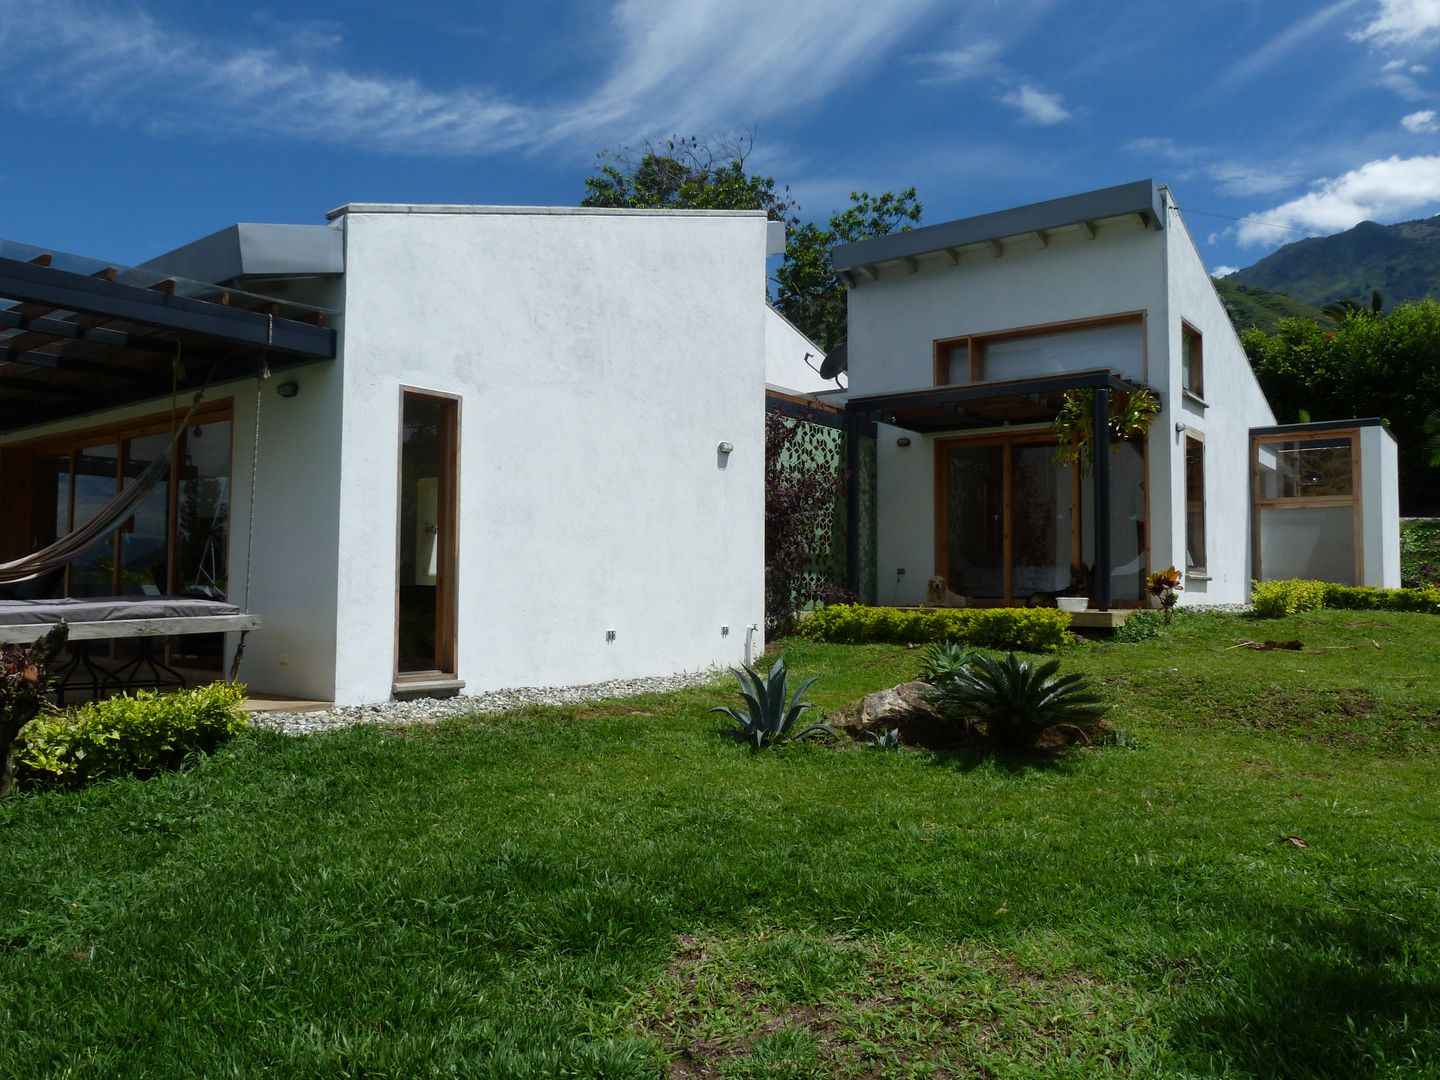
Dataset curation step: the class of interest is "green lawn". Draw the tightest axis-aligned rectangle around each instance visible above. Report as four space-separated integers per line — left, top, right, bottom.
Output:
2 610 1438 1078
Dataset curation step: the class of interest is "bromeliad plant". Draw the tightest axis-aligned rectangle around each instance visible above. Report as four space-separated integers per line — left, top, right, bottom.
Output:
1051 388 1159 475
927 651 1108 753
711 656 834 750
1146 565 1184 624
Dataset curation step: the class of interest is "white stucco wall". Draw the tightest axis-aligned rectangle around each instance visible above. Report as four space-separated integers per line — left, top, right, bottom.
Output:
1159 187 1276 605
1361 424 1401 587
764 305 835 395
330 206 768 706
850 218 1169 607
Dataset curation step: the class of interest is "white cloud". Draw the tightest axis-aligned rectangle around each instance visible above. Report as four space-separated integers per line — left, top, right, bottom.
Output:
1414 62 1433 71
1403 108 1440 130
1237 154 1440 246
0 0 944 156
1211 265 1239 277
1352 0 1440 47
914 40 1004 84
1000 84 1071 124
1124 137 1298 197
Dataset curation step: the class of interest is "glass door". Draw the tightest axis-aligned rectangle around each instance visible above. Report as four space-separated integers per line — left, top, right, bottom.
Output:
396 392 458 677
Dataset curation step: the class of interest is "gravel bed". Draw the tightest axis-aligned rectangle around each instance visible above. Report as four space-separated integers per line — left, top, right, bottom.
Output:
248 669 726 735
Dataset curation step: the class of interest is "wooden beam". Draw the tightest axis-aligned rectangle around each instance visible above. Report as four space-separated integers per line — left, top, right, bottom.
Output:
1080 220 1098 240
855 264 878 282
147 278 177 295
27 253 52 267
1135 211 1151 229
987 239 1003 258
945 247 961 265
1034 230 1050 248
901 256 919 274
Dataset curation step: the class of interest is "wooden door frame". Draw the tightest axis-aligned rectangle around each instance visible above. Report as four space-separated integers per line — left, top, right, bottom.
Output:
393 387 461 683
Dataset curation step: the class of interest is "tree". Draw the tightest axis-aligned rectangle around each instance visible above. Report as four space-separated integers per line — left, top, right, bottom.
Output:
773 189 923 351
764 409 845 636
581 136 921 350
582 134 798 221
1242 300 1440 514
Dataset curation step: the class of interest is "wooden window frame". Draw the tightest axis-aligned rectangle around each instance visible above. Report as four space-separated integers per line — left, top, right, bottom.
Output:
933 310 1148 387
1250 429 1364 585
1183 431 1207 574
0 399 235 597
393 387 461 685
1181 321 1204 401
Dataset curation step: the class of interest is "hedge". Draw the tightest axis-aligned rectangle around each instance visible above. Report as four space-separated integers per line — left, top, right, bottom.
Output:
795 604 1075 651
1251 579 1440 618
17 681 249 790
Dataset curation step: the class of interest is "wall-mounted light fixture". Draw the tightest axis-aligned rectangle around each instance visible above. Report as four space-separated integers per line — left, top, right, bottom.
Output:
717 441 734 455
276 381 300 398
896 437 912 447
1174 421 1186 435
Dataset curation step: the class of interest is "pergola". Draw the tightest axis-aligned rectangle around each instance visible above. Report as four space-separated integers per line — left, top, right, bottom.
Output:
843 368 1156 611
0 245 336 435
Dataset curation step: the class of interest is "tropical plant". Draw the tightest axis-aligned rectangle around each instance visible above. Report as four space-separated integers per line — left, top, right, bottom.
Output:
765 409 845 636
1051 388 1159 474
1425 410 1440 469
1321 289 1383 323
0 622 68 798
866 727 902 750
710 656 833 750
926 652 1108 753
1145 565 1184 624
917 640 975 685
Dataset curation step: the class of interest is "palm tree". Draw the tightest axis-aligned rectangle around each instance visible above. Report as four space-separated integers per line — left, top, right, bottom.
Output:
1321 289 1383 323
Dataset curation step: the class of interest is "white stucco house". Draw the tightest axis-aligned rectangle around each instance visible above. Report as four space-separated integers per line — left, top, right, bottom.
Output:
828 180 1400 609
0 205 776 705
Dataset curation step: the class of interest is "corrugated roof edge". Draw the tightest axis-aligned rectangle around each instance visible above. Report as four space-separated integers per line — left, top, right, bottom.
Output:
831 179 1163 272
326 203 769 221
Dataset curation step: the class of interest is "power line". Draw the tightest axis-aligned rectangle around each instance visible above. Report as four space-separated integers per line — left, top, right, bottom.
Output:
1169 204 1320 237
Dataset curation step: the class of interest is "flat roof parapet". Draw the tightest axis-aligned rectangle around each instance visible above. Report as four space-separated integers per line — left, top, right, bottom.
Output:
325 203 769 220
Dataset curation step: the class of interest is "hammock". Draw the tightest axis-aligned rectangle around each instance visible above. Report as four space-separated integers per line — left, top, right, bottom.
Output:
0 391 204 585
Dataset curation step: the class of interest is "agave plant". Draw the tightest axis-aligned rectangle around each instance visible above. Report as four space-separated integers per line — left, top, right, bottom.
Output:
918 640 975 686
711 656 833 750
927 652 1107 752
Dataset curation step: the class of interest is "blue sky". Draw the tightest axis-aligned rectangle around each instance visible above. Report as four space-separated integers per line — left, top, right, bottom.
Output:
3 0 1440 277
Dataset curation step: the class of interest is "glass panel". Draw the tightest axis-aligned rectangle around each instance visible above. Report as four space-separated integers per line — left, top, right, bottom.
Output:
1185 438 1206 569
1260 506 1356 585
69 443 119 596
398 397 449 673
117 433 171 596
1257 438 1354 499
944 443 1004 599
1012 442 1074 599
982 321 1145 383
175 420 231 600
1079 440 1147 602
943 343 967 384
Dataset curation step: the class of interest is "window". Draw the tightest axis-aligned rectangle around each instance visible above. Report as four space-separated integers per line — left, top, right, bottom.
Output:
934 313 1146 387
1252 430 1361 585
1184 434 1206 571
934 340 972 384
396 390 459 679
1181 324 1204 399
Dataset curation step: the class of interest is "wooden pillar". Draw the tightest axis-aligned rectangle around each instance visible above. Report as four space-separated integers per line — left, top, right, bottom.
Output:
1092 389 1112 610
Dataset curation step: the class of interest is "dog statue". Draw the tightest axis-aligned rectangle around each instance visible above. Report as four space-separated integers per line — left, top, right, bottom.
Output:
925 575 969 609
1027 563 1093 608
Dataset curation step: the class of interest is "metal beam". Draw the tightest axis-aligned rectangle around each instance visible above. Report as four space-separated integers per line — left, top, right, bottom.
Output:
0 257 334 358
1092 388 1112 611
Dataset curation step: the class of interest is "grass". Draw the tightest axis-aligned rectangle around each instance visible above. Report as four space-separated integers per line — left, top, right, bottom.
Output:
1 609 1438 1077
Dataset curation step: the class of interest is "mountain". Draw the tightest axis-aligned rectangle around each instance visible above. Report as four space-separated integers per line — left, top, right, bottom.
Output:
1227 215 1440 310
1211 278 1331 334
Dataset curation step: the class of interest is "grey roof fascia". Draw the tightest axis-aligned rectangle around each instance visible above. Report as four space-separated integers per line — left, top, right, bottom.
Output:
142 223 344 283
832 179 1163 273
1251 418 1389 436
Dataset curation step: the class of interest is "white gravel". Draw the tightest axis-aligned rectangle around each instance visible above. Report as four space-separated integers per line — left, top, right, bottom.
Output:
247 669 726 735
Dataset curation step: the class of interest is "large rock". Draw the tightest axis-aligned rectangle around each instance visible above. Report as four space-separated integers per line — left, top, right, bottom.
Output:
832 681 968 750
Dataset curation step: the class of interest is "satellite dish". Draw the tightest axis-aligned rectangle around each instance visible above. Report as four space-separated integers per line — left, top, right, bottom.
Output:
819 341 848 381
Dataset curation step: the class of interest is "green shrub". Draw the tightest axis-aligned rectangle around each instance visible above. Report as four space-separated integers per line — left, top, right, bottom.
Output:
917 641 976 684
1400 519 1440 588
17 681 248 790
1252 579 1440 618
1112 609 1165 643
1251 579 1329 617
926 652 1108 753
796 605 1074 652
